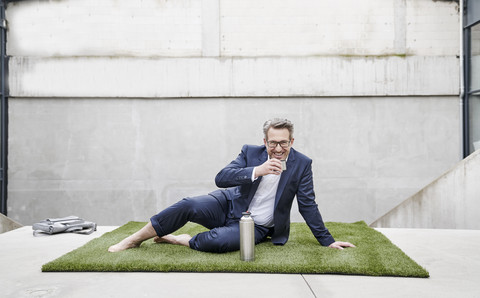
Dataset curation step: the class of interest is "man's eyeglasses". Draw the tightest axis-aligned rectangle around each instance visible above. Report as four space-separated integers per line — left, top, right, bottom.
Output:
267 140 291 149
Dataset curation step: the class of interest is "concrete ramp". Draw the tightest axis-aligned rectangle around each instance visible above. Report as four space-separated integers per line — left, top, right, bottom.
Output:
0 213 23 234
371 150 480 229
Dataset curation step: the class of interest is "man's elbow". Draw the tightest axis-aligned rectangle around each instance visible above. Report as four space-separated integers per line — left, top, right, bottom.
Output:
214 173 227 188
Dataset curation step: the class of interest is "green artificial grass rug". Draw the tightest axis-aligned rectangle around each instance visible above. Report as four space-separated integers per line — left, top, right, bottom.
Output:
42 221 429 277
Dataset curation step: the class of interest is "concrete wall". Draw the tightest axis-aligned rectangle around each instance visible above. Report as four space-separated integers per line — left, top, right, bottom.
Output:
371 149 480 229
5 0 462 226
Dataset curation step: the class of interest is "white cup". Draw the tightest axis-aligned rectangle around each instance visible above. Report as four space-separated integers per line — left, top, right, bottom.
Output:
281 160 287 171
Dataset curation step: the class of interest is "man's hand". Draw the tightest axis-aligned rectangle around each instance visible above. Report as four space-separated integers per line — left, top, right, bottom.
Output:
328 241 356 250
254 159 283 178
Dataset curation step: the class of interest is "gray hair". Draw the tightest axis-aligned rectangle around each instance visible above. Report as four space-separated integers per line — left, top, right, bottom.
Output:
263 118 294 140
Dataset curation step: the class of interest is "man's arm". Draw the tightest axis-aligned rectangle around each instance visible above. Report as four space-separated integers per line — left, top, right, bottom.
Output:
215 145 256 188
216 145 285 189
296 160 355 250
296 160 335 246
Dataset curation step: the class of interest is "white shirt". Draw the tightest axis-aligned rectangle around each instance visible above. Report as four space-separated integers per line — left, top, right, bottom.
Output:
248 165 282 227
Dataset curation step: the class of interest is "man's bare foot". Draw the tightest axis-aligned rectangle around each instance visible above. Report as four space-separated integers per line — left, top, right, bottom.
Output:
108 237 142 252
153 234 192 247
108 222 157 253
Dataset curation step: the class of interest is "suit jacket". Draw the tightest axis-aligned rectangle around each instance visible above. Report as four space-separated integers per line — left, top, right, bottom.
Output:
211 144 334 247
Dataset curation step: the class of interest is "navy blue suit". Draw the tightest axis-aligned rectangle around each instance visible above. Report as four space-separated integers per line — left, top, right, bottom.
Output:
150 145 334 253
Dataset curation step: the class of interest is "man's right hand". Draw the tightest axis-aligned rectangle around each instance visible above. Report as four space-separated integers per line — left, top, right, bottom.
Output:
254 159 283 178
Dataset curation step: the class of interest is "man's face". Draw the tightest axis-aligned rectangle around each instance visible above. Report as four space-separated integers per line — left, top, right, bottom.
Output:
264 128 294 160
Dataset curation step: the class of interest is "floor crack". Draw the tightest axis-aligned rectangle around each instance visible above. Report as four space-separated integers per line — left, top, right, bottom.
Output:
301 274 317 298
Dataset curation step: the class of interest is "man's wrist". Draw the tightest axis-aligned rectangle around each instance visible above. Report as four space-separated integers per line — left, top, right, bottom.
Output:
252 167 258 181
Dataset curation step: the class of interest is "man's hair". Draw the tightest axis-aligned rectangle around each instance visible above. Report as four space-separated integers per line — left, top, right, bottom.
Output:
263 118 294 140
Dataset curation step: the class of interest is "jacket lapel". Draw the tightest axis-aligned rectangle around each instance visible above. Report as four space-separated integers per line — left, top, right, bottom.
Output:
274 148 296 209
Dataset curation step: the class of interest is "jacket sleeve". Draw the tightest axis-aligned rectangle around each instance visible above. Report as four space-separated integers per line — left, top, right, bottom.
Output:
296 159 335 247
215 145 256 188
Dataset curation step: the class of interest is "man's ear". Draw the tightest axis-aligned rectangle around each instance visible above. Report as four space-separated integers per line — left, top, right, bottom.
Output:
290 138 295 146
263 138 268 146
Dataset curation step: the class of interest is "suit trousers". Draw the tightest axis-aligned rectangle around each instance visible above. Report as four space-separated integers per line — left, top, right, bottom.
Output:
150 194 272 253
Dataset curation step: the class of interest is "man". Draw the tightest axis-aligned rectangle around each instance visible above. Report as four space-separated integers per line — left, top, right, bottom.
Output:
108 118 354 253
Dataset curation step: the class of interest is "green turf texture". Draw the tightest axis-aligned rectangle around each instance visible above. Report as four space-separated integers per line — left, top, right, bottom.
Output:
42 221 429 277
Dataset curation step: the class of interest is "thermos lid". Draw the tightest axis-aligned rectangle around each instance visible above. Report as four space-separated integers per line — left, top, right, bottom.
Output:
242 211 251 216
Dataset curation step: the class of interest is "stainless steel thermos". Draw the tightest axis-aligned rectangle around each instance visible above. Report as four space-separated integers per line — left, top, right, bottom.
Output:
240 211 255 261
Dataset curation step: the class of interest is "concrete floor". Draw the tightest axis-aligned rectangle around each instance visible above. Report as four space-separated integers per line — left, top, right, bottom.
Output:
0 226 479 298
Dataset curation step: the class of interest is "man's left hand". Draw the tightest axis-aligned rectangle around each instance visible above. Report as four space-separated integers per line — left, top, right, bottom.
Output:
328 241 356 250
